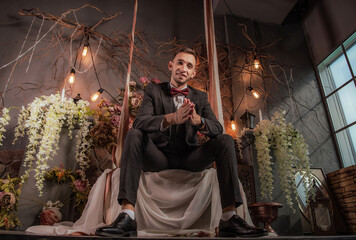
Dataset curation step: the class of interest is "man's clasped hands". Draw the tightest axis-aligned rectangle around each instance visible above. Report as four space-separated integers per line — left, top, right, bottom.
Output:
163 98 202 128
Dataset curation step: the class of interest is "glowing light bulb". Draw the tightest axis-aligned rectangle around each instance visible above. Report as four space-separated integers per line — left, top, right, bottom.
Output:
91 88 104 102
68 69 75 84
247 86 261 99
82 43 88 57
254 59 260 69
91 92 100 102
251 89 260 99
231 121 236 131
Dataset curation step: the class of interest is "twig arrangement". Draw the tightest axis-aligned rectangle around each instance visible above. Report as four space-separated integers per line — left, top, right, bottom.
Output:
1 4 156 106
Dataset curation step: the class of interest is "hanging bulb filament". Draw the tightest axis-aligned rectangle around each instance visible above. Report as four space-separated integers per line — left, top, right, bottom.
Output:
68 69 75 84
254 58 260 69
251 89 260 99
247 86 260 99
91 88 104 102
231 121 236 131
82 43 89 57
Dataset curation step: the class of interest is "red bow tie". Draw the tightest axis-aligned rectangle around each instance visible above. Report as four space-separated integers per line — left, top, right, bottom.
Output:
170 87 189 96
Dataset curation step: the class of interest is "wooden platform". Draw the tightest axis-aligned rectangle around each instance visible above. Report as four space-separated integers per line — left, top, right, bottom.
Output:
1 230 356 240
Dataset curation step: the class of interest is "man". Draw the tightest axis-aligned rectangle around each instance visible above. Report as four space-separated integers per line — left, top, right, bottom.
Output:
96 47 267 238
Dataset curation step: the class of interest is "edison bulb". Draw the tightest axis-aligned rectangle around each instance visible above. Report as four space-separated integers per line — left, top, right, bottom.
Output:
91 92 100 102
68 69 75 84
82 46 88 57
231 121 236 131
68 73 75 84
251 89 260 99
254 59 260 69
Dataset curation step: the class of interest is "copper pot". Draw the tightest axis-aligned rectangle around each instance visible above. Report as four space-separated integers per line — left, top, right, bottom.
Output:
248 202 283 236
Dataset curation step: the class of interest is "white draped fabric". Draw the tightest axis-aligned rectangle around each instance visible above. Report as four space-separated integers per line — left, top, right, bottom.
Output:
136 169 221 236
26 168 253 236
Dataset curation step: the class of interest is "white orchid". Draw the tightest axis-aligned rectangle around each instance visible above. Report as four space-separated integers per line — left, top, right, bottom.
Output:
0 108 11 146
253 111 313 210
13 93 92 195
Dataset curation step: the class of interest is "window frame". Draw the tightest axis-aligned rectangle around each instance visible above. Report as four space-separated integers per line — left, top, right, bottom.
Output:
316 32 356 168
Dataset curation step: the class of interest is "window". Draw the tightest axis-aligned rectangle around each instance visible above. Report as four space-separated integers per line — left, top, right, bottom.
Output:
318 32 356 167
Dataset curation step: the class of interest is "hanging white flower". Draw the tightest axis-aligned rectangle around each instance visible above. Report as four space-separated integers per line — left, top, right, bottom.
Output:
253 110 314 210
0 108 11 146
13 93 92 195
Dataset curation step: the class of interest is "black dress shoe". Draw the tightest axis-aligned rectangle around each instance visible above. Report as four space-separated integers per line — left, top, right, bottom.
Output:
218 215 267 237
95 212 137 237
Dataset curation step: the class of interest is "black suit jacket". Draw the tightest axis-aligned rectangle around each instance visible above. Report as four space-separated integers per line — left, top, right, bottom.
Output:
133 82 223 148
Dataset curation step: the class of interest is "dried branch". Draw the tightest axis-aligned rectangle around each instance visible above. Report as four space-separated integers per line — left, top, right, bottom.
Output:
14 4 157 98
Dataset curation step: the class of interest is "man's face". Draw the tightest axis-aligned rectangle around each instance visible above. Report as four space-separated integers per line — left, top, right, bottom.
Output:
168 52 197 88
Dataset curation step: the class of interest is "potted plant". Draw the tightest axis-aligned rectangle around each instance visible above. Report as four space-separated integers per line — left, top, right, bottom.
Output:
252 110 314 209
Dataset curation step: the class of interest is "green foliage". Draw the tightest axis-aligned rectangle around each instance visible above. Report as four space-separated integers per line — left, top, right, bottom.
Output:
0 175 22 230
44 166 90 214
44 165 73 183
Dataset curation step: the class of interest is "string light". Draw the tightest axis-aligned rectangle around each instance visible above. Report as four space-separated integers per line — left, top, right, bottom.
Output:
91 88 104 102
230 116 237 131
247 86 260 99
251 89 260 99
68 68 75 84
231 121 236 131
82 43 89 57
254 58 260 69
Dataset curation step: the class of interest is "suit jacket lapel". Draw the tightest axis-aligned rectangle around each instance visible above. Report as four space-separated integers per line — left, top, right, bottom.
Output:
186 86 196 104
161 82 175 114
185 86 197 135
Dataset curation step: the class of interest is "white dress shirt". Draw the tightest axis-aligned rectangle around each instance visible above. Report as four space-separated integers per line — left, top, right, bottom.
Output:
159 83 207 133
160 83 188 132
170 83 188 110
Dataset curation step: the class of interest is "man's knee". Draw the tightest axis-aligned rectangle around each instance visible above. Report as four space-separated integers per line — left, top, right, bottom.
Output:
125 129 145 143
215 134 235 147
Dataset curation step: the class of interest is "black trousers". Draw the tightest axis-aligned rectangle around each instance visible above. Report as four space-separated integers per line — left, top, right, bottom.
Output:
118 128 242 209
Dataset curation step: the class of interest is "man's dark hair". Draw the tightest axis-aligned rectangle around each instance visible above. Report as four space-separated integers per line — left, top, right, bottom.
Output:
173 47 198 63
